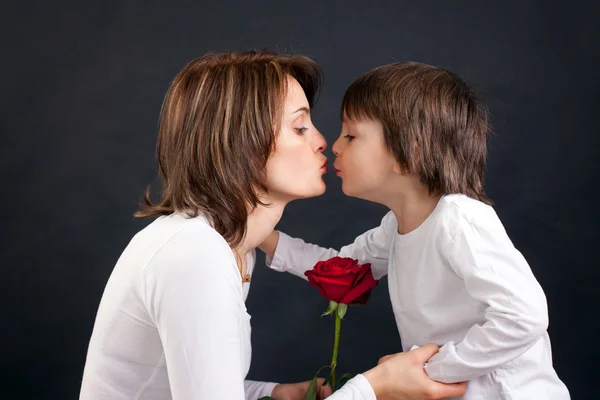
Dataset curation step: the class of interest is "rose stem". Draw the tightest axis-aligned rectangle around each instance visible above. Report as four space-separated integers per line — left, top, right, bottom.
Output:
330 311 342 391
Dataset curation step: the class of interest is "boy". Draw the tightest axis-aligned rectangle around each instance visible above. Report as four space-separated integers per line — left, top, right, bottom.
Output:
260 62 569 399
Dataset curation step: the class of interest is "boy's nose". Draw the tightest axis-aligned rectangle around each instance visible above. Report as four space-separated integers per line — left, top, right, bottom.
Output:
332 137 342 156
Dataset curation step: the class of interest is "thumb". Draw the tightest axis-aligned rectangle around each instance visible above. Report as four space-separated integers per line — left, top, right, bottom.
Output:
430 381 468 398
410 343 440 363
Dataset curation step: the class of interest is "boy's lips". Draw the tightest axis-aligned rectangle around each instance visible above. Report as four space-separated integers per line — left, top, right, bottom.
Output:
321 159 328 172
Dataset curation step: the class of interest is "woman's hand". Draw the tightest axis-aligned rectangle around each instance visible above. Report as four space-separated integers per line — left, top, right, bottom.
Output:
363 344 467 399
271 378 333 400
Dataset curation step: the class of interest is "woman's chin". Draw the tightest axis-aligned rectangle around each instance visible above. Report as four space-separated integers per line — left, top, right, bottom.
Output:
297 182 327 199
314 180 327 196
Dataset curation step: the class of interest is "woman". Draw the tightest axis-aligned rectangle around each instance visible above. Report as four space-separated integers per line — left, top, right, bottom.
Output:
79 51 466 399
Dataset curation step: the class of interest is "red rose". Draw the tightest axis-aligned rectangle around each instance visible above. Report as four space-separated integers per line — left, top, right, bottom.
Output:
304 256 378 305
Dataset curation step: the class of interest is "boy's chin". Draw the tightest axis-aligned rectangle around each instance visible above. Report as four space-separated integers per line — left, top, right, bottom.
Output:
341 183 374 202
341 182 359 198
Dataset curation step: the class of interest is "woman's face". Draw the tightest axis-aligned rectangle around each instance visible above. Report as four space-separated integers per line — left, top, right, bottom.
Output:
265 77 328 202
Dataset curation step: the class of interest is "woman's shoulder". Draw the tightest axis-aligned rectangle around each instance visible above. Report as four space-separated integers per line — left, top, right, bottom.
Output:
135 212 219 243
130 213 238 279
135 214 245 323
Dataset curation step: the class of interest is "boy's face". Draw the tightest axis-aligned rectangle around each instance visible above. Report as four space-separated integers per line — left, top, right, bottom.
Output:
332 117 399 202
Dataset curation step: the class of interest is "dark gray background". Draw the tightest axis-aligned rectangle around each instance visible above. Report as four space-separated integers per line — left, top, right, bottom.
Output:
2 1 598 399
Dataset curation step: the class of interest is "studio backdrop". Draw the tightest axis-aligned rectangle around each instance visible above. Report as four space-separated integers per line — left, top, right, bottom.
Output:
2 1 598 399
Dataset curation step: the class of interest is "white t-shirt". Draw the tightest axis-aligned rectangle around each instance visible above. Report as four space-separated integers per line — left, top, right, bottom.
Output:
80 213 376 400
268 194 570 400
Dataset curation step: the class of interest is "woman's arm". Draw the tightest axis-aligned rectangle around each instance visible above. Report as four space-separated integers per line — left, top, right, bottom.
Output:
329 345 467 399
142 226 249 399
244 381 278 399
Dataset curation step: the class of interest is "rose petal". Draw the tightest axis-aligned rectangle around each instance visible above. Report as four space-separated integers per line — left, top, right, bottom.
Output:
305 271 330 300
352 289 373 305
306 259 379 304
340 265 378 304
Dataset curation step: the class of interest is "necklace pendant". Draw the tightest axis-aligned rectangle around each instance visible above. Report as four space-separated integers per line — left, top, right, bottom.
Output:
242 273 251 283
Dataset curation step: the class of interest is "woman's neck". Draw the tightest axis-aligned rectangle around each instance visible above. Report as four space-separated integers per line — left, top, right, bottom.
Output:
233 196 286 257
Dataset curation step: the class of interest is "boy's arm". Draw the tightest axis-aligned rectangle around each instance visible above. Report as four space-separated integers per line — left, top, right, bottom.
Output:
424 216 549 383
260 212 396 280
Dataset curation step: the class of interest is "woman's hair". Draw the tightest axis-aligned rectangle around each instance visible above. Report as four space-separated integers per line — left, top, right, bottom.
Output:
136 51 323 247
342 62 492 204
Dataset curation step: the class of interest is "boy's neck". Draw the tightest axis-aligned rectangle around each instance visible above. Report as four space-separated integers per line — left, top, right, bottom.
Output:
384 180 442 235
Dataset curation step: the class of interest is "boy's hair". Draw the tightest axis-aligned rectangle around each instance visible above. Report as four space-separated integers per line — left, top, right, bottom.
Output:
341 62 492 204
136 51 323 247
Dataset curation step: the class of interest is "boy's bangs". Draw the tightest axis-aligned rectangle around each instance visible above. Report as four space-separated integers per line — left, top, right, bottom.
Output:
340 80 382 123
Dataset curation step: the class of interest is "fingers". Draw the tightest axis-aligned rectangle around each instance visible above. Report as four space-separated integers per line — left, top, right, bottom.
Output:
315 378 332 399
410 343 440 363
379 343 440 366
427 381 467 399
318 384 333 399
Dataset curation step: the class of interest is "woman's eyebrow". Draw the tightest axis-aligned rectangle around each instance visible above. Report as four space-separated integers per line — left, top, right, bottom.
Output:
291 106 310 115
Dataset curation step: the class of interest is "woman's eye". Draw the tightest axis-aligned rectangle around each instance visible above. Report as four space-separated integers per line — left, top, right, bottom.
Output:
295 127 308 135
344 134 355 141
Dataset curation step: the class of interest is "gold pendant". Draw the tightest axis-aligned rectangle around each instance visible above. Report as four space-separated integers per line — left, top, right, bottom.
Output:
242 273 251 283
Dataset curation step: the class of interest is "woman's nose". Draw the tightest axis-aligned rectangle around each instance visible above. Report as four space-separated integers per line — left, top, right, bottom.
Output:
314 130 327 153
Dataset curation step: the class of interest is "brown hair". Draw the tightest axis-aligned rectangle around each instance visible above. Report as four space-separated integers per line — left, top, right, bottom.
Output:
342 62 492 204
135 51 323 247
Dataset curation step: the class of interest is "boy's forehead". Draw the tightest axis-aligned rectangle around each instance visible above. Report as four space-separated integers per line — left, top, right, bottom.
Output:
341 114 359 124
342 115 374 125
342 117 385 135
341 106 378 124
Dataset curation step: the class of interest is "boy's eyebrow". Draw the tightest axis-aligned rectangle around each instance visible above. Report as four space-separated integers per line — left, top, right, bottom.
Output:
291 106 310 115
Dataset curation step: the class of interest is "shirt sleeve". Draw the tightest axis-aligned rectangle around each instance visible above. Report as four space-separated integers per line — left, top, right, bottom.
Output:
142 226 249 399
327 374 376 400
244 380 278 400
425 213 549 383
266 212 396 280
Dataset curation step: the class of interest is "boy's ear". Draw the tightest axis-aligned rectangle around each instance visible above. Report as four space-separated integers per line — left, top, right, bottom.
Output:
392 140 420 175
409 140 422 170
392 161 403 174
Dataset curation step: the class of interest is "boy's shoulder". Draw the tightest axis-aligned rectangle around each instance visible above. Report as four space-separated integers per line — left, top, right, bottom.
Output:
436 194 506 237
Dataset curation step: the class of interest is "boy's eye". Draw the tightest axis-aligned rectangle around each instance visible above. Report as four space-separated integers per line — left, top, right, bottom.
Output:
344 134 355 141
295 127 308 135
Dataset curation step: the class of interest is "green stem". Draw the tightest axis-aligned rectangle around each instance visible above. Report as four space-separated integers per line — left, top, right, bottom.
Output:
330 311 342 391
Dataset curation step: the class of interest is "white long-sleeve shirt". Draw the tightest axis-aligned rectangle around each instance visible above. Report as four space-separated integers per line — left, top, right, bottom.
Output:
268 194 570 399
80 213 376 400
